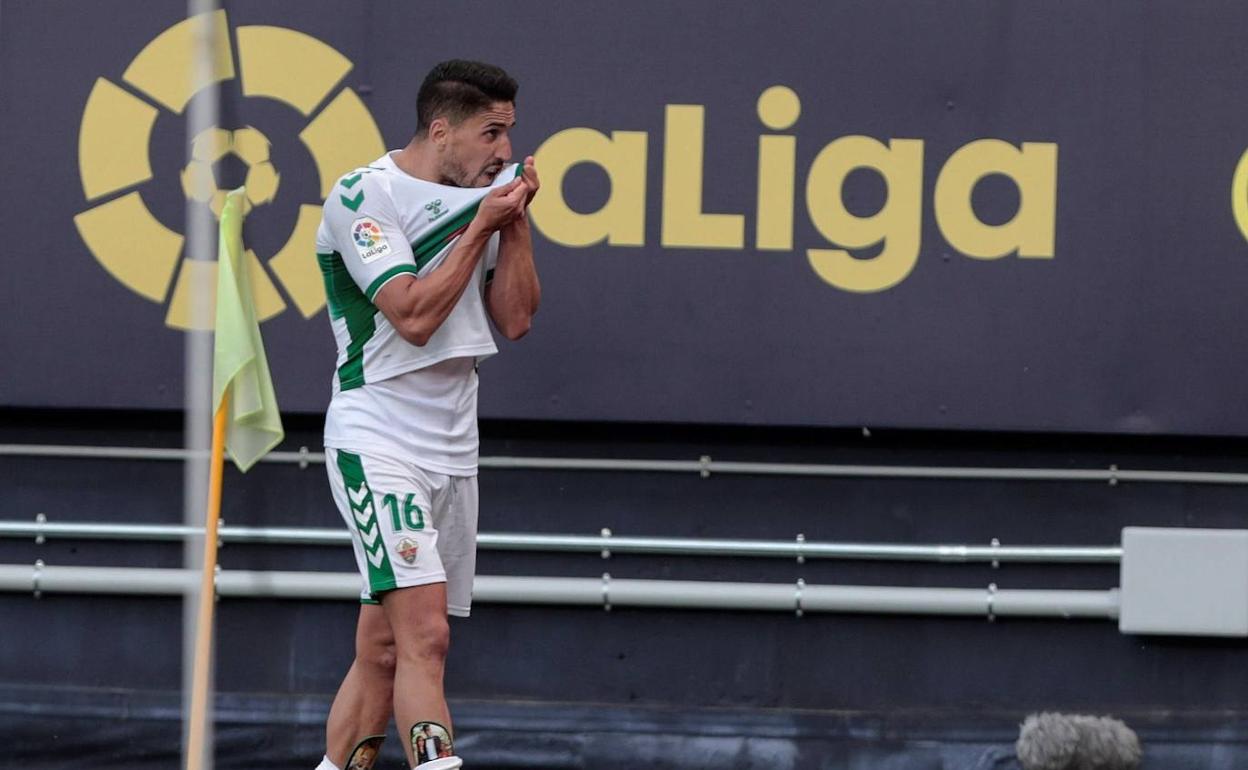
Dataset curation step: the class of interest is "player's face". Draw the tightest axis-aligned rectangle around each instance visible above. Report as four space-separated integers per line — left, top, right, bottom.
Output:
441 101 515 188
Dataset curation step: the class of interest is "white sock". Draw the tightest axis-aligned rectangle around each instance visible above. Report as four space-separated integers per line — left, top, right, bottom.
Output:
315 756 341 770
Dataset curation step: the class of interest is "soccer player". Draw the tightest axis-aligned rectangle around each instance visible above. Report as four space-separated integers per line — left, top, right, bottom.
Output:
313 59 539 770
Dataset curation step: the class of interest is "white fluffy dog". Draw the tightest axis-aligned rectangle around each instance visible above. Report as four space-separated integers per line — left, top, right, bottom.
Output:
1015 712 1142 770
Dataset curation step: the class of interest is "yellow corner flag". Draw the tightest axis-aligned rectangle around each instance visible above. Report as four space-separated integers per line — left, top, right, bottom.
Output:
211 187 284 472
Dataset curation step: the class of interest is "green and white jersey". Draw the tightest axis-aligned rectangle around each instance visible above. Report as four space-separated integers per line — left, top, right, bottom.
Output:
316 153 519 474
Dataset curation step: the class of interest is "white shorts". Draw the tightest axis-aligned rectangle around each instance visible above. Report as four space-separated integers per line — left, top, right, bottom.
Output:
325 447 479 617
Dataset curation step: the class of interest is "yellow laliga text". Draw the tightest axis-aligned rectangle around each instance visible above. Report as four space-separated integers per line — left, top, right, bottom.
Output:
806 136 924 293
662 105 745 249
528 128 647 247
756 86 801 251
527 86 1059 293
934 139 1058 260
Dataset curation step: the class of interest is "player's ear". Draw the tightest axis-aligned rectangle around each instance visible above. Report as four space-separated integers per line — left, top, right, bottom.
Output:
429 117 449 149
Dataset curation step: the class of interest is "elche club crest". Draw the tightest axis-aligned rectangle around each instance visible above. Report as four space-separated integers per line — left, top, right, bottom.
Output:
396 538 419 564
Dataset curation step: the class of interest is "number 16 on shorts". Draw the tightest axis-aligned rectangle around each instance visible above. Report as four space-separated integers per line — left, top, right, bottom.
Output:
381 492 426 533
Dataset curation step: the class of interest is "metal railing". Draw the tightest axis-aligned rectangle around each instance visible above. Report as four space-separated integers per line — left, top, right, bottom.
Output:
3 442 1248 485
0 563 1121 621
0 442 1134 619
0 517 1123 564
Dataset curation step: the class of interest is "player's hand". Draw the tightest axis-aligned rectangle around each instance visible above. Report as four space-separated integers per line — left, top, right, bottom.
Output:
474 178 528 232
520 156 540 206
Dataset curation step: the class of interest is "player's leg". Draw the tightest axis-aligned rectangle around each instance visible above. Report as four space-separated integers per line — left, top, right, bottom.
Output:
383 470 476 768
381 582 457 768
329 453 464 769
322 447 415 769
322 603 395 769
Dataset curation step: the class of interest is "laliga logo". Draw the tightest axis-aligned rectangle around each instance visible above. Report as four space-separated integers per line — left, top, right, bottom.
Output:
72 10 384 330
530 86 1060 293
353 220 383 249
181 126 281 219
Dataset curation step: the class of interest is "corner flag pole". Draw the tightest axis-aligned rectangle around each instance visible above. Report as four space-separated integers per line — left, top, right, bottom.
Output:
182 182 285 770
182 1 221 768
186 395 228 770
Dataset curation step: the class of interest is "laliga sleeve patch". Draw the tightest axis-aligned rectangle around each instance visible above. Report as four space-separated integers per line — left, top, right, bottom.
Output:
351 217 392 264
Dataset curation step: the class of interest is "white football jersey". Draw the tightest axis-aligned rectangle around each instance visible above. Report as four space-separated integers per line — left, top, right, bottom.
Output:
316 153 519 473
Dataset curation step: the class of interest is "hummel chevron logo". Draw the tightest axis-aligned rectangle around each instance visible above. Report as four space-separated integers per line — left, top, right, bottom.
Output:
340 190 364 212
365 541 386 568
358 520 380 547
341 173 363 189
348 482 376 528
348 482 371 507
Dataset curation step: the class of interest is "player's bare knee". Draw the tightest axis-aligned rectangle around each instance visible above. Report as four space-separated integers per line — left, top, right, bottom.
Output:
355 618 397 673
357 639 397 675
398 616 450 663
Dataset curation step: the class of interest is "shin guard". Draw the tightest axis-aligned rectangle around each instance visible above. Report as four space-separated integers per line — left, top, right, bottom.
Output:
409 721 455 765
345 735 385 770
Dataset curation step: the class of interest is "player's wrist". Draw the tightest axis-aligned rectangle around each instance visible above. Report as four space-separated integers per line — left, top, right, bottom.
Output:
463 219 494 243
500 216 531 245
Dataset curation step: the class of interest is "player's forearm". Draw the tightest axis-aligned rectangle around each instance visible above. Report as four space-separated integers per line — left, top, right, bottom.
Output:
395 224 493 346
488 217 541 340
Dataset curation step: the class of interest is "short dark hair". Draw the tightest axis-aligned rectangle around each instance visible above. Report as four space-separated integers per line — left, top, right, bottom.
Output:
416 60 518 136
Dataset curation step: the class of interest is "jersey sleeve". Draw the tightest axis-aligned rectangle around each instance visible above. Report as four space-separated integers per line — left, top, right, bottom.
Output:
322 171 417 302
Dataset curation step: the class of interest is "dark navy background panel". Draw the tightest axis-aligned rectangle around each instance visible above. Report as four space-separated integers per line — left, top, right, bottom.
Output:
4 1 1248 434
